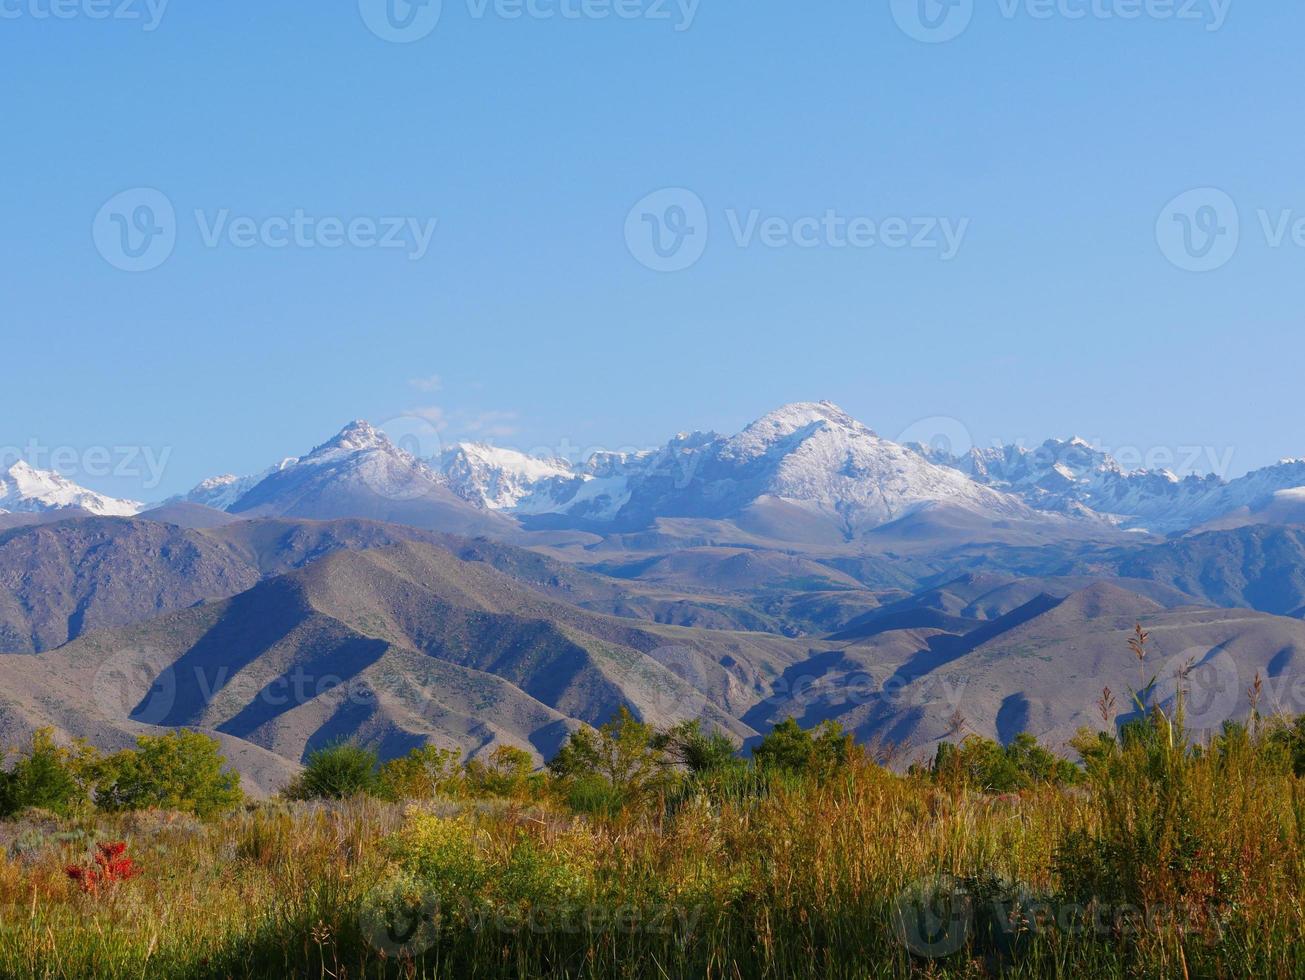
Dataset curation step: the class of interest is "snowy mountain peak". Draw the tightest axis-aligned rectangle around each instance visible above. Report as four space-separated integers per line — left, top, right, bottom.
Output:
440 443 575 510
310 420 393 458
0 461 141 517
178 458 299 511
144 407 1305 540
725 401 875 461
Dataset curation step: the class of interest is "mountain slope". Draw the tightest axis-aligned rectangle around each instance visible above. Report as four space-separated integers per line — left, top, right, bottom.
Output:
0 541 817 785
921 438 1305 532
474 402 1057 544
0 462 141 516
746 582 1305 758
1104 525 1305 617
193 422 513 536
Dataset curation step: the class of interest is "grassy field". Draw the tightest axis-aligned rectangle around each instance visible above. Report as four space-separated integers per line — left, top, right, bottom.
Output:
0 718 1301 980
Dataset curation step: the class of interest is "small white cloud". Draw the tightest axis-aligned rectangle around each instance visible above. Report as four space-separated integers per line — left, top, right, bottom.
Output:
463 410 519 439
405 406 449 431
408 374 443 393
397 405 518 441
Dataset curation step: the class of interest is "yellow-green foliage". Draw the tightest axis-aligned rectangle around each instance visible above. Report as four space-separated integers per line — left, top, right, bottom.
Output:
0 722 1300 978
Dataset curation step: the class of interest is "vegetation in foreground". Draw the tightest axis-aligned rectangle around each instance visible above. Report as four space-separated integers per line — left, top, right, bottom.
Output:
0 629 1301 978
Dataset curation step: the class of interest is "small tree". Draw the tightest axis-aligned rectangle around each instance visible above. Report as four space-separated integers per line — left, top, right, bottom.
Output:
96 730 242 819
0 729 100 818
927 733 1080 793
380 744 463 800
286 742 382 800
753 718 857 778
653 720 738 775
548 708 676 810
466 745 536 798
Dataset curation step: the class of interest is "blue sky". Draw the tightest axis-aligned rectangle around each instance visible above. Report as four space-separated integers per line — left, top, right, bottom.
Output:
2 1 1302 500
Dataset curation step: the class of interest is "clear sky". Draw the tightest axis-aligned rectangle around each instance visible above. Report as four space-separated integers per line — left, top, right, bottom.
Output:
3 1 1303 500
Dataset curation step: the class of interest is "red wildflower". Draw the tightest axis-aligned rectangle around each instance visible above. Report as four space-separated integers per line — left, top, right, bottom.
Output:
65 841 140 895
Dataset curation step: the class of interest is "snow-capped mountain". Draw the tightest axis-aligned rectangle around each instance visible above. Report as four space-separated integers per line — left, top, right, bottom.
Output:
440 443 574 510
167 407 1305 543
917 438 1222 528
916 439 1305 533
179 421 509 536
179 458 299 511
433 402 1042 540
0 461 141 517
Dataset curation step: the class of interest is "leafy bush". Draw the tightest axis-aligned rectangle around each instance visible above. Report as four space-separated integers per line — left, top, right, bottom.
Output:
0 730 97 818
653 720 738 775
562 773 626 818
379 744 463 800
286 742 382 800
924 732 1081 792
465 745 538 799
95 730 243 819
548 708 678 811
752 717 857 777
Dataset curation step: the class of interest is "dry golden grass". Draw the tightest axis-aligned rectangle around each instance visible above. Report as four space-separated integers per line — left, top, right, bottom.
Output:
0 740 1298 979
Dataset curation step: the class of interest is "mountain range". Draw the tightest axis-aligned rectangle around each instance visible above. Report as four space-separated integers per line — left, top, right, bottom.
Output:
7 403 1305 544
1 402 1303 791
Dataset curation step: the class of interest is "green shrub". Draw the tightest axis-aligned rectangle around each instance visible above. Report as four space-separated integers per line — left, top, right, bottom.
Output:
0 730 97 818
925 732 1081 792
95 730 242 819
549 708 677 810
563 773 626 817
752 717 857 777
653 720 738 775
287 742 382 800
379 743 463 800
465 745 538 799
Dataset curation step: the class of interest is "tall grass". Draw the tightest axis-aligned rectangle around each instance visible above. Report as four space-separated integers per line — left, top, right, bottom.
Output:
0 728 1299 979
